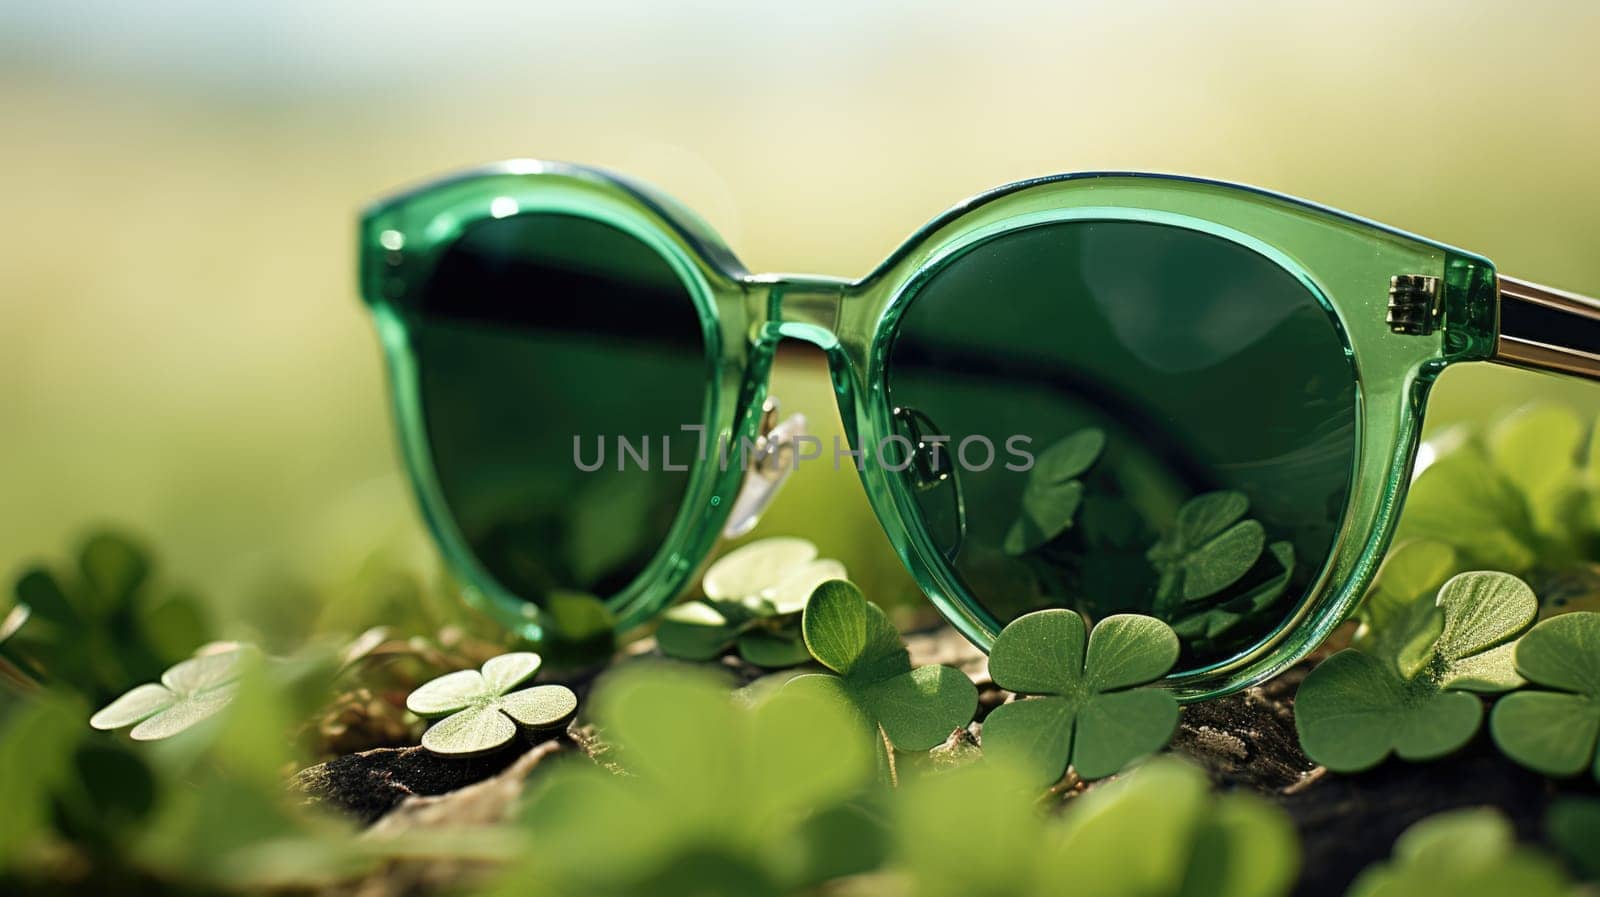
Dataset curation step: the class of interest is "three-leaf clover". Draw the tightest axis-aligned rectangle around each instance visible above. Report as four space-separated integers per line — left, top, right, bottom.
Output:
657 537 844 668
1148 491 1268 618
1170 540 1295 643
787 580 977 751
90 643 252 741
1489 611 1600 781
406 652 577 757
981 609 1180 783
1296 571 1538 771
1005 429 1105 556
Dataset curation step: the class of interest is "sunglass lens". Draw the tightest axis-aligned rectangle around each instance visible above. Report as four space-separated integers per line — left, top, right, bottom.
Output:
885 219 1357 669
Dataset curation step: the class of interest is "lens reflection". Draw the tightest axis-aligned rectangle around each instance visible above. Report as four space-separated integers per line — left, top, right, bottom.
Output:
886 220 1357 668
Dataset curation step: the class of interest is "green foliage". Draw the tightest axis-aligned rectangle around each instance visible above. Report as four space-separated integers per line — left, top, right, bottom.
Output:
406 652 577 756
6 635 396 889
790 579 977 752
1296 571 1538 771
1546 797 1600 882
90 643 252 741
1489 611 1600 781
894 757 1298 897
502 665 882 897
2 530 212 701
982 610 1180 783
1345 808 1572 897
656 537 842 668
0 690 163 872
1399 404 1600 611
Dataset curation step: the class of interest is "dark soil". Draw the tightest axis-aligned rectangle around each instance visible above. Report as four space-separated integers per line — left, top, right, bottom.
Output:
294 738 541 823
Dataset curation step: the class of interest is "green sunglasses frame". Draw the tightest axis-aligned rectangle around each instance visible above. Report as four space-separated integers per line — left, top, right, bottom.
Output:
359 160 1597 701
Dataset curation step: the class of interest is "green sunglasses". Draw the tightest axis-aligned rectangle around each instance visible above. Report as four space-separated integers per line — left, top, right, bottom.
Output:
357 161 1598 701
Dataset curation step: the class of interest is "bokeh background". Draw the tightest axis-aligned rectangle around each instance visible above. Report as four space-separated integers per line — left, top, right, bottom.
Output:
4 0 1599 618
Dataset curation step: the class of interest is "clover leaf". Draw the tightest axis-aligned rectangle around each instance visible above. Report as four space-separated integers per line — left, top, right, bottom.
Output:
656 537 844 668
1346 808 1572 897
1005 429 1106 556
90 643 252 741
981 609 1179 783
1171 540 1294 643
1148 491 1266 615
1296 571 1539 771
406 652 577 757
788 580 976 751
1489 611 1600 781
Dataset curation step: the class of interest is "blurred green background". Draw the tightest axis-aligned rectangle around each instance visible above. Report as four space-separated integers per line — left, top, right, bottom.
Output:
3 0 1598 618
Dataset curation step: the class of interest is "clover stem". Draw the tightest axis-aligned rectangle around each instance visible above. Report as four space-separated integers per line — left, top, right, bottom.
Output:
877 724 899 788
1048 767 1083 797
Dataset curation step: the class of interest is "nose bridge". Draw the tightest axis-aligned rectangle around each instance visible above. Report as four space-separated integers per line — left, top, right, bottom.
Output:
747 273 850 350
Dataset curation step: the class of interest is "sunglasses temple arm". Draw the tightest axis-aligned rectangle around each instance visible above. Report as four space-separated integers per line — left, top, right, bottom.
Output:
1488 275 1600 381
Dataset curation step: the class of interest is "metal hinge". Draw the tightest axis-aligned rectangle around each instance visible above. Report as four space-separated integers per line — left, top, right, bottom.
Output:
1386 275 1441 335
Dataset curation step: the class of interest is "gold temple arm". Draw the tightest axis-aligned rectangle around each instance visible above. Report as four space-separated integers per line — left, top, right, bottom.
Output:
1490 275 1600 381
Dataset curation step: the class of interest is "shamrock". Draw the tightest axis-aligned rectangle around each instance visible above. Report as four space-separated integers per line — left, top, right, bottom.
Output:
981 609 1180 784
1170 540 1295 644
1005 429 1105 556
90 643 252 741
1489 611 1600 781
787 580 976 751
1148 491 1269 618
406 652 578 757
656 537 843 668
1296 571 1538 771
